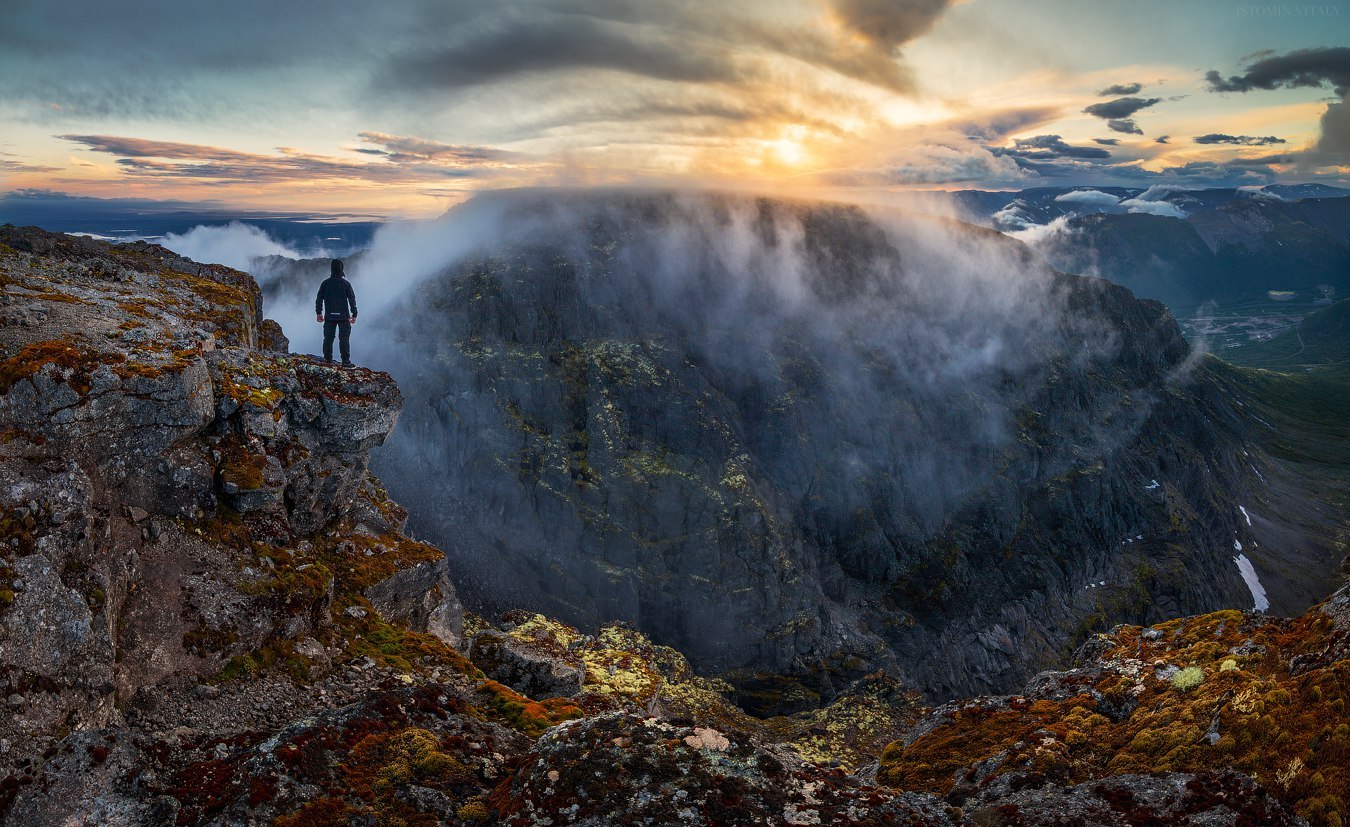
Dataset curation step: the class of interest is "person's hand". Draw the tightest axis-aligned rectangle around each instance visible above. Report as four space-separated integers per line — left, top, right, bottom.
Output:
315 314 322 323
349 316 357 325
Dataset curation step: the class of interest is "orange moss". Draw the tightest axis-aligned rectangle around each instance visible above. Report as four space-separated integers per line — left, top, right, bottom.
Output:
474 679 583 737
879 603 1350 826
216 434 269 491
0 339 125 395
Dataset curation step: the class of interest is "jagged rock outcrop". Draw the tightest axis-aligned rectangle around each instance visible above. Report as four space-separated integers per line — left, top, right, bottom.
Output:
0 226 461 815
492 712 958 826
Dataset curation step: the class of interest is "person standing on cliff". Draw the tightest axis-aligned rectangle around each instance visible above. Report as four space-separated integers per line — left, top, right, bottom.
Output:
315 259 358 366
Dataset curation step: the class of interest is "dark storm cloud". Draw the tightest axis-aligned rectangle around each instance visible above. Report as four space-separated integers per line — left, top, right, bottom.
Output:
1204 47 1350 159
1193 133 1287 145
1320 98 1350 154
1204 47 1350 95
384 11 745 89
828 0 953 51
991 134 1112 160
1093 138 1121 145
0 0 413 119
1107 119 1143 135
1097 82 1142 96
377 2 959 97
58 133 527 184
1083 96 1163 120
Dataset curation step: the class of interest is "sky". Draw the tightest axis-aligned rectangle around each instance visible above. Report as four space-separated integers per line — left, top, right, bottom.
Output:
2 0 1348 216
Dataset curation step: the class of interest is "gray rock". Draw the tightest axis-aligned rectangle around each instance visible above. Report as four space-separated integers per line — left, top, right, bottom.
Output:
363 556 463 647
468 630 585 699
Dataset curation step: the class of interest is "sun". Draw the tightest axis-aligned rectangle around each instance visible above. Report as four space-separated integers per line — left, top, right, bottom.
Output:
772 139 806 166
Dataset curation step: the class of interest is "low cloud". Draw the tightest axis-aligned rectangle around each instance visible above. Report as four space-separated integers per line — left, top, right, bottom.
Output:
1054 189 1121 207
1107 119 1143 135
1119 185 1187 218
1097 82 1143 96
161 222 308 271
1120 198 1186 218
1093 138 1121 146
993 134 1112 160
1193 133 1286 145
869 142 1028 185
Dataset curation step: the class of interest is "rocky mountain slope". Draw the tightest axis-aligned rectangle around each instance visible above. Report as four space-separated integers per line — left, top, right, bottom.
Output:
336 190 1341 707
0 224 1346 825
1018 196 1350 310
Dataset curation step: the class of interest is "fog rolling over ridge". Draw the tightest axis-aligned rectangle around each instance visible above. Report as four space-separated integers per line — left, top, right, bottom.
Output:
250 188 1303 704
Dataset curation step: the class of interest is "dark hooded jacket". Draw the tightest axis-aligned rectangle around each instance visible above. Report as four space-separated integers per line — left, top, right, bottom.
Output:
315 260 358 320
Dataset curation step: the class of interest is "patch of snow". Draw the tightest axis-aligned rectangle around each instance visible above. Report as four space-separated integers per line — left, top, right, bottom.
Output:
1239 506 1252 526
1233 553 1270 612
1136 535 1143 540
1234 538 1243 551
1145 480 1159 490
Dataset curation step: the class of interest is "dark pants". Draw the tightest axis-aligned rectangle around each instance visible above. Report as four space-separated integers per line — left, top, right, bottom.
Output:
323 319 351 362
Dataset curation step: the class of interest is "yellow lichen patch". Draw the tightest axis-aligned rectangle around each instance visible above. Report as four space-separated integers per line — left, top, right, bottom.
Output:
766 677 926 772
503 612 584 650
345 728 474 801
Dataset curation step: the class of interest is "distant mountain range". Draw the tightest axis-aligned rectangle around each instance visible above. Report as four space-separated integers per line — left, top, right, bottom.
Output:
0 190 379 257
932 184 1350 310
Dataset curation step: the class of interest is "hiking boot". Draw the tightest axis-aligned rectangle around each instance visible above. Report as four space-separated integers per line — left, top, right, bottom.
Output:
342 360 354 367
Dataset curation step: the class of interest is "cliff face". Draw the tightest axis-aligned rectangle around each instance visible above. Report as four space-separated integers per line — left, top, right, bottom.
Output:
359 190 1321 706
0 226 463 815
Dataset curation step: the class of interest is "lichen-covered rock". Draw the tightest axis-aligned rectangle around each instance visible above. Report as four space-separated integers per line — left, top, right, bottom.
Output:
0 227 464 818
960 771 1305 827
492 711 958 826
878 587 1350 827
469 629 586 699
